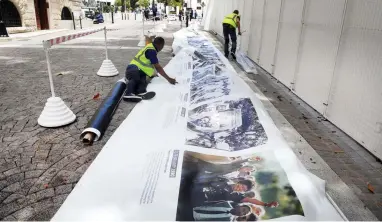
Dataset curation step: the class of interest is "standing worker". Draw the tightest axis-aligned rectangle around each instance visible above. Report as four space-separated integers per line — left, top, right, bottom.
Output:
123 37 177 102
222 10 242 60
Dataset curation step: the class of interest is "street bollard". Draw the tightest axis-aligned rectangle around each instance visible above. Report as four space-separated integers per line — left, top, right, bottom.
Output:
112 11 114 24
79 16 82 29
135 13 136 20
72 12 76 30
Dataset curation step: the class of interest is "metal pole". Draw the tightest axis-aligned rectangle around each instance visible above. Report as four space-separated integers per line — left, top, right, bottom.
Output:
79 16 82 29
112 11 114 23
104 27 108 60
44 48 56 98
143 13 145 36
72 12 76 30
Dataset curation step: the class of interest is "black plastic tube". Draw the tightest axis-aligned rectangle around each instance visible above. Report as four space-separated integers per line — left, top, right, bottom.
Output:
80 78 126 144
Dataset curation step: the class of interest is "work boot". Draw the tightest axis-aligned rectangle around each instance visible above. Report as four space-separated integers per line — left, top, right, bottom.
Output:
123 93 142 102
230 52 236 60
138 91 156 100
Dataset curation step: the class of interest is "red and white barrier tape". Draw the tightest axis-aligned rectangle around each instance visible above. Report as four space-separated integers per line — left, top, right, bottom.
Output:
43 27 105 49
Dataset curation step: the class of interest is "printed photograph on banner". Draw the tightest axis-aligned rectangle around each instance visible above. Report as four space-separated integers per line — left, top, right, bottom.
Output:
187 37 209 48
191 64 216 82
186 98 267 151
190 75 231 105
193 51 226 68
176 151 304 221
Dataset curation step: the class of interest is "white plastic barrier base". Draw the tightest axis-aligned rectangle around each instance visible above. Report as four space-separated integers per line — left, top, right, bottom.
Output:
97 59 119 77
38 97 76 127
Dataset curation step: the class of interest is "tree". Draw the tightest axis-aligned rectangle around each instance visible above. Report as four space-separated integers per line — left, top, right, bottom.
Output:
138 0 150 8
157 0 181 7
115 0 122 6
130 0 139 9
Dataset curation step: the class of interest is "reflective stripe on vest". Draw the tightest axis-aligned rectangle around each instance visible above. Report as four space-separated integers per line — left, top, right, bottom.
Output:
130 43 156 77
222 13 238 28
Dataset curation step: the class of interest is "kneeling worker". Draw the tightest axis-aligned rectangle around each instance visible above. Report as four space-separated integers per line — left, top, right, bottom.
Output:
222 10 241 60
123 37 177 102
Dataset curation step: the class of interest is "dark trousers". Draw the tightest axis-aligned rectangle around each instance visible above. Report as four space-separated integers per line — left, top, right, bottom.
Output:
222 23 237 56
125 65 148 95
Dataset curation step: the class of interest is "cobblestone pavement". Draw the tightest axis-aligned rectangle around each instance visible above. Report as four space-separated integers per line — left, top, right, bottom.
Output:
0 21 180 220
248 68 382 220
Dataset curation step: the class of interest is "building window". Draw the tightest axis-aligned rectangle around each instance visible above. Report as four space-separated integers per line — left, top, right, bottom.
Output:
0 0 22 27
197 0 201 3
197 6 201 10
61 7 72 20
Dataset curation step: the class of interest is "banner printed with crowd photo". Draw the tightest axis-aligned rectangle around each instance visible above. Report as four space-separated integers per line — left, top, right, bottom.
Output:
186 98 268 151
176 151 304 221
190 65 232 105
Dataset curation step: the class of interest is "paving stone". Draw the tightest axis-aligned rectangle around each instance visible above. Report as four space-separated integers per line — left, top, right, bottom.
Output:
12 206 34 220
54 184 72 195
3 194 25 204
11 119 29 133
25 170 44 179
2 214 17 221
35 188 54 201
3 168 22 177
2 182 21 193
5 174 25 186
53 194 69 206
0 162 16 173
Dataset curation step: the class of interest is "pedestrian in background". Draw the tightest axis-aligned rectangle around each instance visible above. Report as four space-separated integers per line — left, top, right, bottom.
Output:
222 10 242 60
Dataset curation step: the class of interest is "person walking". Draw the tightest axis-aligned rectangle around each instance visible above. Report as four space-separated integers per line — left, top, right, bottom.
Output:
123 37 177 102
222 10 242 60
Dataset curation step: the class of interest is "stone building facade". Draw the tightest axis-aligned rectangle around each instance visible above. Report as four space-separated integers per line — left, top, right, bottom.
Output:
1 0 81 33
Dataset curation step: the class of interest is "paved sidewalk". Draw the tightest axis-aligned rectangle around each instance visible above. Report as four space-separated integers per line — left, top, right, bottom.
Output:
0 20 178 220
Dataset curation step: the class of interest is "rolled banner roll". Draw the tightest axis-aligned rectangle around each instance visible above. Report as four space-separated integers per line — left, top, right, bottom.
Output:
81 78 126 145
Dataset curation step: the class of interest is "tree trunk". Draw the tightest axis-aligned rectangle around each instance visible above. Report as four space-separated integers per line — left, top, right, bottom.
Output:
122 0 126 12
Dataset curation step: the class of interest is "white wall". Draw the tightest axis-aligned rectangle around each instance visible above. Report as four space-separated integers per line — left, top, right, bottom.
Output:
204 0 382 159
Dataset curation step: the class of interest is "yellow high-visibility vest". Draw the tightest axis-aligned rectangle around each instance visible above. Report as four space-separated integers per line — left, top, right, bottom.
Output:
222 13 239 28
130 43 156 77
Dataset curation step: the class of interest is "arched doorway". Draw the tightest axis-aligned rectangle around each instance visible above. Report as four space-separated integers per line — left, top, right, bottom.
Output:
34 0 49 29
61 7 72 20
0 0 22 27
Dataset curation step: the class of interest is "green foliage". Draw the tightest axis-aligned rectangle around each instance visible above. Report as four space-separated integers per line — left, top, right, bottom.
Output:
103 5 111 12
255 172 304 219
129 0 138 9
115 0 122 6
157 0 181 7
138 0 150 8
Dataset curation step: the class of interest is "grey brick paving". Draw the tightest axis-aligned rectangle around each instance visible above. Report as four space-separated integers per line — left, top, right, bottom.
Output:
0 22 177 220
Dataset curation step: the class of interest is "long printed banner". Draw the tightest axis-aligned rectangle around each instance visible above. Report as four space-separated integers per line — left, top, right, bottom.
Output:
52 28 344 221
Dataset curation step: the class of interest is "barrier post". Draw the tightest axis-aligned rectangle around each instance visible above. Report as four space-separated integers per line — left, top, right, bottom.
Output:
97 26 119 77
112 11 114 24
104 27 108 60
135 13 137 20
80 16 82 29
38 42 76 127
72 12 76 30
44 48 55 98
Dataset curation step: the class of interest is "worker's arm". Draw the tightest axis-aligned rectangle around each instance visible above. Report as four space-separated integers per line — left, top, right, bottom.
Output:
237 17 242 35
242 197 278 207
153 63 177 85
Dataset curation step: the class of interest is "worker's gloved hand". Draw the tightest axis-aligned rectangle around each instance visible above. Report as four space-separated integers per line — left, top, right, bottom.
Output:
167 77 177 85
238 32 242 36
